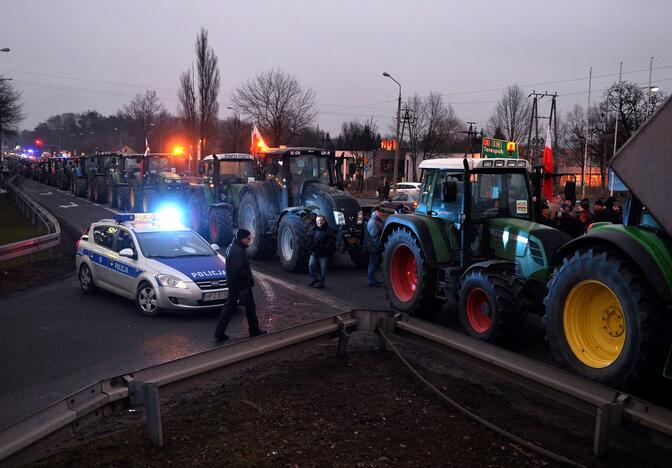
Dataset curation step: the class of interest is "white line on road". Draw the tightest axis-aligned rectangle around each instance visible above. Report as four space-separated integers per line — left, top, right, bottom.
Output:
59 202 79 209
253 270 352 311
39 192 53 196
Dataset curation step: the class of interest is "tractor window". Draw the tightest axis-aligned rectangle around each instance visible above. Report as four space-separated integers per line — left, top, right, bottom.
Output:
431 172 463 222
148 158 171 172
219 161 256 183
419 170 436 207
471 172 531 221
289 156 331 186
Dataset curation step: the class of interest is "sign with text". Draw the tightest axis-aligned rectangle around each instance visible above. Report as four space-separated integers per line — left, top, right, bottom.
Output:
482 137 518 158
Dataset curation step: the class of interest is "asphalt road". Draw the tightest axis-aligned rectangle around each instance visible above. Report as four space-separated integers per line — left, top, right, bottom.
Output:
0 178 387 429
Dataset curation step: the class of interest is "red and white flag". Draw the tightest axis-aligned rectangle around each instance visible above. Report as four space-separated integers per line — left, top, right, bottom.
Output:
251 123 268 155
542 125 554 200
144 137 150 157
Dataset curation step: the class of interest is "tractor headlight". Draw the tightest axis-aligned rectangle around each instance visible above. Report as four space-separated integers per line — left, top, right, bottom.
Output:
333 210 346 225
356 210 363 224
157 274 188 289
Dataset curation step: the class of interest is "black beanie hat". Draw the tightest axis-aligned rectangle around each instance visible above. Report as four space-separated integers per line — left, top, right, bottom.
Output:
236 228 251 241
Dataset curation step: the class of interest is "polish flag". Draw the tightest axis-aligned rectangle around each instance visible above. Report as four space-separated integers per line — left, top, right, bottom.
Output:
542 125 554 200
144 137 150 157
251 123 268 155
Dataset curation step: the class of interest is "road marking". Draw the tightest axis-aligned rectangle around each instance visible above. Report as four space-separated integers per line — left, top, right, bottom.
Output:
253 270 352 311
59 202 79 209
39 192 53 196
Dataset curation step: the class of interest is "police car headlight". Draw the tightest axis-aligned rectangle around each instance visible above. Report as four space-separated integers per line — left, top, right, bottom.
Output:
356 210 363 224
157 274 188 289
333 210 346 225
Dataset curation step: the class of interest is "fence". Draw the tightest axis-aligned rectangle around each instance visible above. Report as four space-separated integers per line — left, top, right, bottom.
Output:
0 177 61 262
1 310 671 466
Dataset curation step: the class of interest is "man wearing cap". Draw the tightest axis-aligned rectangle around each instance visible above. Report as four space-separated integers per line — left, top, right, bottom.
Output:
538 200 556 227
214 228 266 342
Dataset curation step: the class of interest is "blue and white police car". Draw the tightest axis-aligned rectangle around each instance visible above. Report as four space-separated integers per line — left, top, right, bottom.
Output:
75 211 228 315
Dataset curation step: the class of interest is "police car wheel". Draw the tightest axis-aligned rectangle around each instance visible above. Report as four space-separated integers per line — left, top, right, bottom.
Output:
79 264 97 294
136 282 161 316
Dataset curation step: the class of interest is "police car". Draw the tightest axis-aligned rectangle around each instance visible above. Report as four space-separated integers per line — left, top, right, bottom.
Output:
75 211 228 316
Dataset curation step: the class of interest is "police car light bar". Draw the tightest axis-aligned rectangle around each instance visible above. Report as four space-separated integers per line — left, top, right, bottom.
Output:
114 213 158 223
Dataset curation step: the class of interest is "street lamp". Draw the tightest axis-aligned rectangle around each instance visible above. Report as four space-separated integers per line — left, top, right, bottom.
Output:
383 72 402 187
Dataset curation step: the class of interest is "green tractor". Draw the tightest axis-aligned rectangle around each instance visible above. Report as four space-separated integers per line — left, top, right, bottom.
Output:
86 153 120 204
128 154 187 213
107 154 141 210
544 96 672 387
187 153 258 247
70 155 97 198
381 157 571 342
237 147 367 272
55 158 74 191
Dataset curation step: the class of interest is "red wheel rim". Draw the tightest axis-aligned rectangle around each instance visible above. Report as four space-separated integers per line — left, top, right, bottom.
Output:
466 288 492 333
389 245 418 302
210 215 218 240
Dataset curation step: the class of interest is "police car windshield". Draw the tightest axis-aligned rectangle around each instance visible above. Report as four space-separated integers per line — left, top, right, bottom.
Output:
136 231 215 258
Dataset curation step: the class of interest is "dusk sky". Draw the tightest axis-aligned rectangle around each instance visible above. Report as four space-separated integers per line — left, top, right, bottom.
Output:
2 0 670 136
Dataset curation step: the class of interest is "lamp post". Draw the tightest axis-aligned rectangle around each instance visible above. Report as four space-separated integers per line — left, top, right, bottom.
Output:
383 72 402 188
0 48 10 161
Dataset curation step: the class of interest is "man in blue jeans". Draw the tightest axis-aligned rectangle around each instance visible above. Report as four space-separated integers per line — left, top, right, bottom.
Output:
366 208 384 287
308 214 335 289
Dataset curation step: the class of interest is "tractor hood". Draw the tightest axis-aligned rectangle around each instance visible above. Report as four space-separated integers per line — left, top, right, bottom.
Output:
302 182 361 226
487 218 571 281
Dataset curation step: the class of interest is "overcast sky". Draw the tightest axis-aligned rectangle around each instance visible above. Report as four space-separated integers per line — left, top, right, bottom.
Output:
2 0 670 136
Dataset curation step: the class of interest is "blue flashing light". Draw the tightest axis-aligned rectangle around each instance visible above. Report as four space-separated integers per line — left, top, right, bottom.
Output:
114 213 136 222
156 204 185 227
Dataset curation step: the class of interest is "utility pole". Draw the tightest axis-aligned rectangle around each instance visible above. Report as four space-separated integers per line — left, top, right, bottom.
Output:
526 91 558 166
581 67 592 198
383 72 402 187
612 62 623 160
401 105 418 180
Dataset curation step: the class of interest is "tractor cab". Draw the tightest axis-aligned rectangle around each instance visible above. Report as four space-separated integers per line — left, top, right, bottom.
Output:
200 153 257 199
258 147 337 207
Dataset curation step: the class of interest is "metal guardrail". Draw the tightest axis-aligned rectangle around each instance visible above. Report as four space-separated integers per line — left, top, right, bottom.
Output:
0 177 61 262
1 310 671 466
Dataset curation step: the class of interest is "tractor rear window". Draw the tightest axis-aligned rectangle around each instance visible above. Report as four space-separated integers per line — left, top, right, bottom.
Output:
471 172 531 221
219 161 256 183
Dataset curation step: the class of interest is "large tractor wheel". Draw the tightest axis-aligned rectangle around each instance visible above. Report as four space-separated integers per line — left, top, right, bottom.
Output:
58 175 69 190
189 193 208 236
457 266 525 343
382 227 435 316
238 192 275 259
209 206 235 247
142 189 157 212
278 213 313 272
88 179 97 201
544 248 665 387
110 184 118 208
116 185 130 211
95 177 108 204
129 185 143 212
75 178 87 198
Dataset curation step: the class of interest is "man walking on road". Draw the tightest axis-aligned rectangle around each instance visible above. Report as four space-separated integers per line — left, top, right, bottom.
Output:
366 208 384 287
308 214 335 289
214 228 266 343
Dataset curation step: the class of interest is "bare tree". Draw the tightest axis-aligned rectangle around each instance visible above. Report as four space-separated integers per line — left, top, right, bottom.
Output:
120 90 166 150
178 28 221 158
178 69 197 150
488 84 530 142
219 117 251 153
406 93 461 180
0 76 25 147
604 80 666 145
340 118 379 192
232 68 317 147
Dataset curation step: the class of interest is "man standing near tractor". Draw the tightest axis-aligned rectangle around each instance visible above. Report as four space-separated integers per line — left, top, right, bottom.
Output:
307 214 336 289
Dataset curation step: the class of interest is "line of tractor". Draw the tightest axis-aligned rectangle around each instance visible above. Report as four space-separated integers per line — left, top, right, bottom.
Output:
24 96 672 390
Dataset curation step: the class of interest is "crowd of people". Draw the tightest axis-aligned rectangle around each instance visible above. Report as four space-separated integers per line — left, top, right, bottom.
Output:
538 195 623 237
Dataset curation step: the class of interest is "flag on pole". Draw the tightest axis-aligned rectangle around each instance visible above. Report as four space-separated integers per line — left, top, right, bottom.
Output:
144 137 150 157
542 125 554 200
251 123 268 156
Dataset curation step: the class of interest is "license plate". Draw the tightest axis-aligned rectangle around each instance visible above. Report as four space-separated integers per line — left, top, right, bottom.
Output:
203 291 227 301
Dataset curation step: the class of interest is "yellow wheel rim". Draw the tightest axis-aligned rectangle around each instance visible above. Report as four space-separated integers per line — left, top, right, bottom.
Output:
563 280 626 368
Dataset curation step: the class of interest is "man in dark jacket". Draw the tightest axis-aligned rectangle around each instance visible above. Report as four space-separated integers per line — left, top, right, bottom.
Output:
308 214 335 288
214 228 266 342
366 208 385 287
